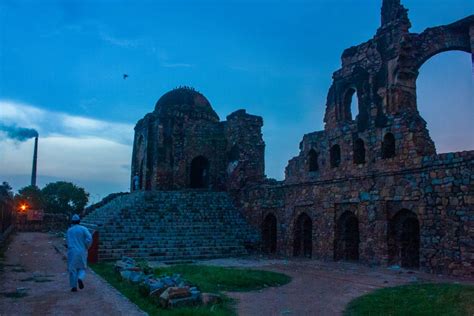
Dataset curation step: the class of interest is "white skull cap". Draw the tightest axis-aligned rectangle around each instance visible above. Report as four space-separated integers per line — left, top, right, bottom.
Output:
72 214 80 221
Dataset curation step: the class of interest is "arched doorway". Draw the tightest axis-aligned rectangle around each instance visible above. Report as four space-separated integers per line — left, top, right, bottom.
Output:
334 211 359 261
190 156 209 188
262 213 277 254
293 213 312 258
388 209 420 268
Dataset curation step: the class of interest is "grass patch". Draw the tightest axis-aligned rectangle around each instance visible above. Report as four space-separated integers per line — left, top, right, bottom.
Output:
344 283 474 316
91 263 291 316
91 263 233 316
154 264 292 293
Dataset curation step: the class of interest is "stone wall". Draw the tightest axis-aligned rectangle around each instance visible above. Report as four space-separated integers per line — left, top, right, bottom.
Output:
225 109 265 191
239 151 473 276
16 213 69 232
234 1 473 277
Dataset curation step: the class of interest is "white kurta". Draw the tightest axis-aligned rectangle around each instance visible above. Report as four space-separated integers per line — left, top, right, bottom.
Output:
66 224 92 272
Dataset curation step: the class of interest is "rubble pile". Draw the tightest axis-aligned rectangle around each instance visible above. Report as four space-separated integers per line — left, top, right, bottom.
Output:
114 257 218 309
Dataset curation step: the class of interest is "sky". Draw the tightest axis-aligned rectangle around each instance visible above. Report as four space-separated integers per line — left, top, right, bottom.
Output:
0 0 473 203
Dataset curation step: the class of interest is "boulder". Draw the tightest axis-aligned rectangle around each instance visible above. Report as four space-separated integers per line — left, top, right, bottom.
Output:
114 257 138 272
168 286 191 299
158 288 171 308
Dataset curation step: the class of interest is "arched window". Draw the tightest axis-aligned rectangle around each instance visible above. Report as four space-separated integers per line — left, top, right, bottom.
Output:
343 88 359 121
262 213 277 254
293 213 312 258
382 133 396 159
308 149 319 172
353 138 366 164
330 144 341 168
388 209 420 268
190 156 209 188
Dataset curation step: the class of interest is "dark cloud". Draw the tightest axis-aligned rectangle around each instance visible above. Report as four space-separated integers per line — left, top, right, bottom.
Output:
0 124 38 141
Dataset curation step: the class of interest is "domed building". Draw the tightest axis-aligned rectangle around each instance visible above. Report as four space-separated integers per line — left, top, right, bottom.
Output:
131 86 265 191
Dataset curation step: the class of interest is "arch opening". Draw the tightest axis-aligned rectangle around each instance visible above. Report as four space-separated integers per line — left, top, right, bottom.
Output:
330 144 341 168
227 145 240 174
293 213 312 258
190 156 210 188
308 149 319 172
353 138 366 164
334 211 359 261
343 88 359 121
416 51 473 153
388 209 420 268
262 213 277 254
382 133 396 159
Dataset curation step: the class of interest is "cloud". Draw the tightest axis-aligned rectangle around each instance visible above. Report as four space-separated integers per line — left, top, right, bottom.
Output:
0 100 133 196
0 100 133 145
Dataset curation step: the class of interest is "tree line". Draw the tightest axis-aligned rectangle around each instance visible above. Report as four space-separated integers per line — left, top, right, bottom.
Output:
0 181 89 217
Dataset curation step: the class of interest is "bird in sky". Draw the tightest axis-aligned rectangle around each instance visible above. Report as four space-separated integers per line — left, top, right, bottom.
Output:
123 74 129 80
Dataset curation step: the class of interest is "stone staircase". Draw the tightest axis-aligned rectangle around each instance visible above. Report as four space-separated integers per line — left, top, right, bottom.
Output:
82 191 260 261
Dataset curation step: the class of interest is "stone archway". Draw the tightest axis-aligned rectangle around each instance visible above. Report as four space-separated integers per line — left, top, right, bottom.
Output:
262 213 277 254
293 213 312 258
388 209 420 268
190 156 209 188
334 211 359 261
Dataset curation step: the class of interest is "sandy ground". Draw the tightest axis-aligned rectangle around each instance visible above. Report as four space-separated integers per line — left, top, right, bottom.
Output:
0 232 145 316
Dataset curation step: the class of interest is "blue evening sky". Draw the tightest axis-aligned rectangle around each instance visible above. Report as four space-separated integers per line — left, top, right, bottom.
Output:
0 0 472 202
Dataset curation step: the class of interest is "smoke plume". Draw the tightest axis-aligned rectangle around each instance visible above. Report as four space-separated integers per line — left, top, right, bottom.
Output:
0 124 39 141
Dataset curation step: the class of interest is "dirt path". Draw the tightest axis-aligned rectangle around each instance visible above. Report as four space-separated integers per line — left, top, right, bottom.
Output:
1 234 472 316
201 258 474 316
0 232 145 316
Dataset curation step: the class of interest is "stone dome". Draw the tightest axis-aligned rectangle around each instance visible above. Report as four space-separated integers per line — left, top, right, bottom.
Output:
154 87 219 121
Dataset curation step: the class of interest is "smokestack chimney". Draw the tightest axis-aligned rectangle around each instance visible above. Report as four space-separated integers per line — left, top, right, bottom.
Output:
31 136 38 187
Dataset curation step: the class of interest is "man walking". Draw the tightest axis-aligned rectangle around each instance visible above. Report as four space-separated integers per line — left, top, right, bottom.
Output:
67 214 92 292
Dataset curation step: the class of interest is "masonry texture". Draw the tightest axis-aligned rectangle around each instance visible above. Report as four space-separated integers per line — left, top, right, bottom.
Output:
91 0 474 276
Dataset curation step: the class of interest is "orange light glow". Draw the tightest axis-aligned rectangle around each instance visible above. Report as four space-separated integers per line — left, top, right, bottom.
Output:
20 204 27 211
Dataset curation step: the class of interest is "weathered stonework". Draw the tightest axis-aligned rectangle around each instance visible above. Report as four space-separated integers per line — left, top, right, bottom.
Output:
131 87 264 191
237 1 473 277
127 1 473 276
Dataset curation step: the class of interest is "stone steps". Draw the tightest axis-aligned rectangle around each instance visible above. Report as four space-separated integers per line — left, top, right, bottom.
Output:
83 190 259 261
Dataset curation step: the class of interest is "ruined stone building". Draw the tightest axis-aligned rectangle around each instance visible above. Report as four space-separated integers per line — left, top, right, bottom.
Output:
83 0 473 277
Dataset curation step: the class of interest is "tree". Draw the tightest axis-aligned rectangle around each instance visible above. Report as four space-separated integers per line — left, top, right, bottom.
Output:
15 185 44 210
42 181 89 216
0 182 13 202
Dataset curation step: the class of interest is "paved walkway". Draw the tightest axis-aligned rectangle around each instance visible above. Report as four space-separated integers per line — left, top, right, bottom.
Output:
0 232 145 316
